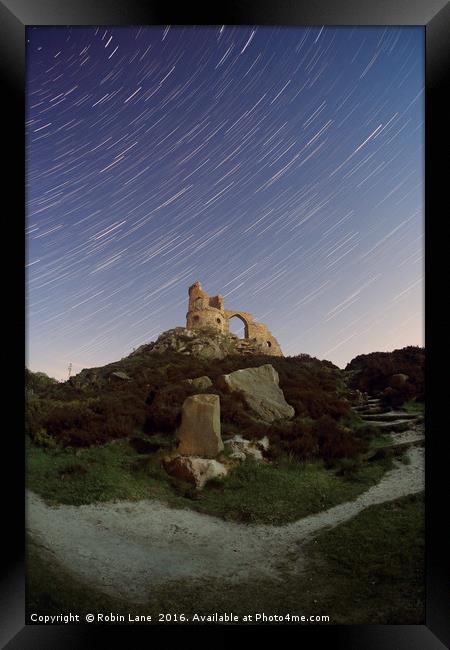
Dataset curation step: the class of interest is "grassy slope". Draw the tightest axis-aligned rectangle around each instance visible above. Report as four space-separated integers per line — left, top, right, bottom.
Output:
27 493 424 624
26 437 393 524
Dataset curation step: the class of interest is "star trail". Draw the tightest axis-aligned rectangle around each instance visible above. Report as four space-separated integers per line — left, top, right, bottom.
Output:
26 25 424 380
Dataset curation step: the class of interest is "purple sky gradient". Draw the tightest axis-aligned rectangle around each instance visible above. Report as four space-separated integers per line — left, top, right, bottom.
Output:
26 25 424 380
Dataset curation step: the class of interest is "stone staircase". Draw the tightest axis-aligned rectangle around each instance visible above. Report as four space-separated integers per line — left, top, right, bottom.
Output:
351 396 424 447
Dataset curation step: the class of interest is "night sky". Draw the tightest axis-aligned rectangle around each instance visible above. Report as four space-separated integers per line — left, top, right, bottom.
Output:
26 25 424 381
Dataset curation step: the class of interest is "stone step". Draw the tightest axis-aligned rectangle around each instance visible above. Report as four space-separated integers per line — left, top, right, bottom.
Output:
367 420 413 432
361 413 418 422
367 437 424 461
352 407 391 415
352 403 386 410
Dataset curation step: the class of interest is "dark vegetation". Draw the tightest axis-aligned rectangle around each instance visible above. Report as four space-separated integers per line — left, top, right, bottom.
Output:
346 345 424 408
26 350 358 462
25 344 424 465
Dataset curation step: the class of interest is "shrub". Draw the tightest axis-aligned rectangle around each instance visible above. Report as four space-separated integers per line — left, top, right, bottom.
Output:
58 463 87 480
25 368 58 397
262 415 364 463
380 383 417 409
31 427 58 449
346 346 424 401
353 422 380 441
144 383 195 433
314 415 366 463
334 456 364 478
26 340 359 450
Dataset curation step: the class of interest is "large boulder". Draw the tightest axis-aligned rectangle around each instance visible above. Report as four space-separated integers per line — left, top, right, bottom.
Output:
162 456 228 489
216 364 295 422
390 373 409 389
177 394 223 458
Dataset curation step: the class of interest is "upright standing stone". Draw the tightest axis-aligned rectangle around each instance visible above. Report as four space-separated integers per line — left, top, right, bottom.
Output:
177 394 223 458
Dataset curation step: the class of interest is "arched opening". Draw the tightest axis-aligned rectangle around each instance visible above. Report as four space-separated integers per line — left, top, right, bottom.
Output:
267 340 272 348
227 314 249 339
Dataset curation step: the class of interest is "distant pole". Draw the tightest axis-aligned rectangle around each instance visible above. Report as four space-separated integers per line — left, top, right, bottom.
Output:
68 362 72 379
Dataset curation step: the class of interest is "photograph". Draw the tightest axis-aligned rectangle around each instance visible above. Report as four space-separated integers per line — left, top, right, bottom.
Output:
23 23 427 627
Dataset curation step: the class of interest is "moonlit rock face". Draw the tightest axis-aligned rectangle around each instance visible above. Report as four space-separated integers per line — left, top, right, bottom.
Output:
217 364 295 422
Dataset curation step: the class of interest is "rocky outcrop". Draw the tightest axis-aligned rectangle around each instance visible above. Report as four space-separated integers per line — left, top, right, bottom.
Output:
216 364 295 422
130 326 283 361
177 394 223 458
224 435 269 461
183 376 213 391
111 371 131 381
136 327 237 360
162 456 228 489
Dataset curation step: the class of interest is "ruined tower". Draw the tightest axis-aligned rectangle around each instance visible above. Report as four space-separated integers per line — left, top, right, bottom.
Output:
186 281 227 333
186 281 283 356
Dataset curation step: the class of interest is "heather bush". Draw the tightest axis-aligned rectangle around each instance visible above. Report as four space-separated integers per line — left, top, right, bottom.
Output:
334 456 364 478
144 382 195 433
346 346 424 401
380 382 418 409
314 415 366 463
31 427 58 449
25 368 58 397
24 342 367 454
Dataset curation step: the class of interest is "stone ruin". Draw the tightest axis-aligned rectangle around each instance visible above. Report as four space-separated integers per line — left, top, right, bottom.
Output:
186 281 283 356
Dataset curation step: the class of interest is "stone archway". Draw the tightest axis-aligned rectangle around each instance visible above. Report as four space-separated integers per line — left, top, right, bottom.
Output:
226 313 250 339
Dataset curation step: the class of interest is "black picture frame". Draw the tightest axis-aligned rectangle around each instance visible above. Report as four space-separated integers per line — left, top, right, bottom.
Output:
2 1 448 647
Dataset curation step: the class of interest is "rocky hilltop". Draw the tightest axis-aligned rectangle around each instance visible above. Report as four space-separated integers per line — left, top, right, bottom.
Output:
62 327 272 391
130 326 277 360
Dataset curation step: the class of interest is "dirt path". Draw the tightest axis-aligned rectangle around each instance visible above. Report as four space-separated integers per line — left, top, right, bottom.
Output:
26 447 424 604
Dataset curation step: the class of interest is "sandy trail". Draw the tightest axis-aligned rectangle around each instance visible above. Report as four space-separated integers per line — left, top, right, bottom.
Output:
389 427 425 446
26 447 424 604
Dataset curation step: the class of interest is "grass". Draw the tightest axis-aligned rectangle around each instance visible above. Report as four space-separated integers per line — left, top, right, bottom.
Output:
26 437 393 525
302 492 424 623
369 434 394 449
402 400 425 414
26 493 424 624
26 437 164 506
